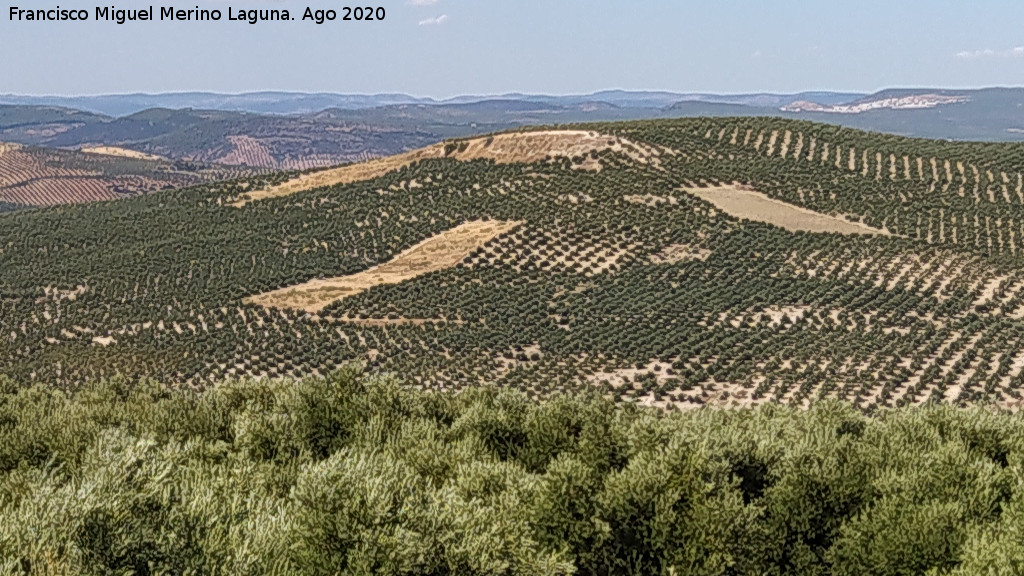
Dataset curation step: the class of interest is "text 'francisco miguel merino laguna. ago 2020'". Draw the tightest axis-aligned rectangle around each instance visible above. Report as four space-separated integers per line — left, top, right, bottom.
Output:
7 6 383 25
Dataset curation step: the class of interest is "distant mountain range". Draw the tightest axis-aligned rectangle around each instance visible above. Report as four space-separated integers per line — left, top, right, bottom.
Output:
662 87 1024 141
1 88 1023 184
0 90 869 117
2 88 1006 120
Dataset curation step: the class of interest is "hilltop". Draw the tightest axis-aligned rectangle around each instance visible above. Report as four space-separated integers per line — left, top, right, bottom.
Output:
4 117 1024 410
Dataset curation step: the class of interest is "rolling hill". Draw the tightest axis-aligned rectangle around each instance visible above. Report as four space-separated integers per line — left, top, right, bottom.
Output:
3 88 1024 190
0 141 262 207
0 102 659 174
3 117 1024 410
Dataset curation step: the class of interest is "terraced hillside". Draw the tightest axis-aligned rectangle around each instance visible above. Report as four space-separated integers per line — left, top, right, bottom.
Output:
4 117 1024 410
0 142 260 207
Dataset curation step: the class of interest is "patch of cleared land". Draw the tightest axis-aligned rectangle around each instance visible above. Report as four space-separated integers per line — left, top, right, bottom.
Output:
81 146 167 162
92 336 116 347
686 185 889 235
246 220 522 312
445 130 660 166
232 130 661 206
0 143 21 157
649 243 712 264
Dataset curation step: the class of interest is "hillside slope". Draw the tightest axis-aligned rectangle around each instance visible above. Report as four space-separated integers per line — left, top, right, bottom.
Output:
0 142 260 207
4 118 1024 409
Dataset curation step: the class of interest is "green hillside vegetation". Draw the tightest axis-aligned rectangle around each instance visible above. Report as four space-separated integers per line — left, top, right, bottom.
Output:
2 368 1024 575
4 118 1024 409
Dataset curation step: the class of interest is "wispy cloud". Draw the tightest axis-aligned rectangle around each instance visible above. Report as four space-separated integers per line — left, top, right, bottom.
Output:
410 0 440 6
956 47 1024 60
418 14 448 26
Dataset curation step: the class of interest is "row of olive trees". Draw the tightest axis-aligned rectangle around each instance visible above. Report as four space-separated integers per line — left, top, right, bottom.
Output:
1 367 1023 575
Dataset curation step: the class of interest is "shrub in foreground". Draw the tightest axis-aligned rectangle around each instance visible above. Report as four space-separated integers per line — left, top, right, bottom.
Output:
0 369 1022 574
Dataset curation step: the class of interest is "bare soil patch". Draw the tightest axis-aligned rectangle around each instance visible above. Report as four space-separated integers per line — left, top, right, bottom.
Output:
449 130 660 166
649 243 711 264
686 185 889 235
232 130 661 206
81 146 167 162
246 220 522 312
0 143 22 157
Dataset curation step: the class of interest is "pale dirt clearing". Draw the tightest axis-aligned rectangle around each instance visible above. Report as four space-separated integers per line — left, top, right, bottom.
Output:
587 360 676 390
766 130 779 156
686 185 890 235
232 130 662 206
0 143 22 157
454 130 662 167
81 146 167 161
649 243 712 264
246 220 522 312
36 285 89 304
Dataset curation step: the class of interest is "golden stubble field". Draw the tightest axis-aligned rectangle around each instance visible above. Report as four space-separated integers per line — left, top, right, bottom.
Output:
80 146 168 162
687 185 890 235
246 220 522 313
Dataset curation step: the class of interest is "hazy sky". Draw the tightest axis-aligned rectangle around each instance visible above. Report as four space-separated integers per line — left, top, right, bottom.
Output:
3 0 1023 96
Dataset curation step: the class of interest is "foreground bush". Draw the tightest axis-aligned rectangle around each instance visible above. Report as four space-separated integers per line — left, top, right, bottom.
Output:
0 368 1022 575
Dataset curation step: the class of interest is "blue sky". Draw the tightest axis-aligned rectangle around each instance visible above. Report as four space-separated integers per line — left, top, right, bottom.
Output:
3 0 1023 96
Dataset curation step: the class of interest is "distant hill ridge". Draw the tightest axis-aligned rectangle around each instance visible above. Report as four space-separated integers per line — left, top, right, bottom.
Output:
782 93 970 114
2 87 1024 197
0 89 873 116
2 87 1012 118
